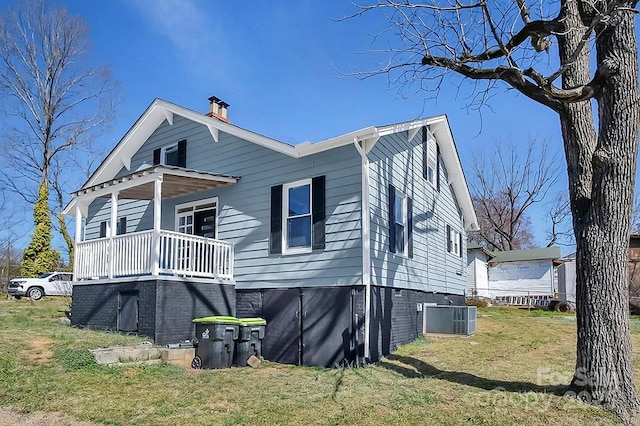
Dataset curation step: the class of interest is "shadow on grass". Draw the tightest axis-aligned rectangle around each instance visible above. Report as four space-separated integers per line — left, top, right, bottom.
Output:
379 354 566 395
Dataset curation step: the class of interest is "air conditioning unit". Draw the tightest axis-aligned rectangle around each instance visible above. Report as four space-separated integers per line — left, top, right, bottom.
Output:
422 305 477 335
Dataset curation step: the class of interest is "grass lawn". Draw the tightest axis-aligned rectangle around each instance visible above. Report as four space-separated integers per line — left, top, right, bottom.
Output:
0 297 636 425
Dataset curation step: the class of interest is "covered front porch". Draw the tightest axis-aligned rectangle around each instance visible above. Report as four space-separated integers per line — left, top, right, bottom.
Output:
67 165 239 282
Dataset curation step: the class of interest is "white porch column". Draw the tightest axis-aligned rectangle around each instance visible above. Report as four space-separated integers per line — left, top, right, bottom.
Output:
152 176 163 276
108 192 119 279
73 206 83 282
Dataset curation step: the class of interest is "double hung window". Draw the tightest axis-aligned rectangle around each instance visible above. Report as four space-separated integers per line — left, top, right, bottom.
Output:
269 176 326 255
394 191 408 255
388 184 413 257
283 179 312 253
447 225 462 257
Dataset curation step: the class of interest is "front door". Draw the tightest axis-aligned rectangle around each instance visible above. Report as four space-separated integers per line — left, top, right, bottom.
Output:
194 209 216 238
175 198 218 269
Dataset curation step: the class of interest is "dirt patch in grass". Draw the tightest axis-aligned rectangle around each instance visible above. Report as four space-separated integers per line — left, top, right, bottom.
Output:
0 407 98 425
25 337 54 364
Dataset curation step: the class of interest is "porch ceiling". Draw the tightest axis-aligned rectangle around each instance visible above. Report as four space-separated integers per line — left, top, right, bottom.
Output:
118 173 233 199
73 165 240 201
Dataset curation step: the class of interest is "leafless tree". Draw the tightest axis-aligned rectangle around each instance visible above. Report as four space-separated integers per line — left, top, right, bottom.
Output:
350 0 640 420
545 192 573 247
469 138 563 251
0 0 117 271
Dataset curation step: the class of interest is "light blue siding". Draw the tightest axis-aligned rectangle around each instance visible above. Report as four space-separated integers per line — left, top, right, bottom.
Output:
85 115 363 289
367 129 467 295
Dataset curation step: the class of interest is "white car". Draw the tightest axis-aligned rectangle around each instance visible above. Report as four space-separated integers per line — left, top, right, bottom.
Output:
8 272 73 300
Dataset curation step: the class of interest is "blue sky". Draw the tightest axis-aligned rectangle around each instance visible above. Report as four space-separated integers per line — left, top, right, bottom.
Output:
1 0 567 252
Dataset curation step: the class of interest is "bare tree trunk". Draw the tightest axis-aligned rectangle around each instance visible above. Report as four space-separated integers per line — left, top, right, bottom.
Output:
559 2 640 421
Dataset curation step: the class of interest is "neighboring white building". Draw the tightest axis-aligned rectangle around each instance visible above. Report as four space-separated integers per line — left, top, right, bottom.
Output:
488 247 561 302
466 246 563 303
557 253 576 304
466 243 493 298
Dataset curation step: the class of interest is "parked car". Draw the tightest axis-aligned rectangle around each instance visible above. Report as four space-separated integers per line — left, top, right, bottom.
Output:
8 272 73 300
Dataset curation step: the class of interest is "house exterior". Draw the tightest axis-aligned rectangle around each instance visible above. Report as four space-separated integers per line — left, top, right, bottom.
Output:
487 247 562 305
64 97 478 367
466 243 493 299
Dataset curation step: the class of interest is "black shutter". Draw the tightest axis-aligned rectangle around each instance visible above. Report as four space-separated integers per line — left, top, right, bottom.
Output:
389 184 396 253
422 126 428 181
99 221 107 238
436 143 441 192
312 176 326 250
407 197 413 258
446 224 451 252
270 185 283 254
177 139 187 168
153 148 161 165
459 231 463 257
118 217 127 235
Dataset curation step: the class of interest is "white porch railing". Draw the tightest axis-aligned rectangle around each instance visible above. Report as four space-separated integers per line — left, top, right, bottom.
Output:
75 230 234 281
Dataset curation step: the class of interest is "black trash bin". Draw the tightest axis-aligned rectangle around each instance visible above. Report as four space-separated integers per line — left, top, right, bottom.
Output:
234 318 266 366
191 316 240 369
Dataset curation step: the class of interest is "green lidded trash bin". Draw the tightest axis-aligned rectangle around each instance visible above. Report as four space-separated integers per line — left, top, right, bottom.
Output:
192 316 240 369
234 318 266 366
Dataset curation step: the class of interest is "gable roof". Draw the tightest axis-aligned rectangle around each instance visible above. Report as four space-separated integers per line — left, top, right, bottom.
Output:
78 98 477 230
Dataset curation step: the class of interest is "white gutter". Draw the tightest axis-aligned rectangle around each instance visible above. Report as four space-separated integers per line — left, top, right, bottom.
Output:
353 138 371 361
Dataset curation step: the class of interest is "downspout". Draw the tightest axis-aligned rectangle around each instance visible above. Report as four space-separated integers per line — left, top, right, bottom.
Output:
353 138 371 362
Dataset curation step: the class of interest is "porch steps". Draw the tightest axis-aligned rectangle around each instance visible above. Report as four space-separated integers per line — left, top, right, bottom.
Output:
90 343 162 366
90 343 196 368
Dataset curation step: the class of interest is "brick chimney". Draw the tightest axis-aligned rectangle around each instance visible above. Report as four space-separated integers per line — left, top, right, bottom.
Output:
207 96 231 124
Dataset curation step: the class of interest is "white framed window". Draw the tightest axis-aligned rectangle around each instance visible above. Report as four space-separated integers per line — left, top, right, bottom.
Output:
448 225 461 256
394 189 409 256
424 137 437 187
175 197 218 238
161 143 179 166
282 178 312 254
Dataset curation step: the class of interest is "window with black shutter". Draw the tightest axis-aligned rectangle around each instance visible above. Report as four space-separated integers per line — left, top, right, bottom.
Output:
270 176 326 254
389 184 412 256
153 140 187 167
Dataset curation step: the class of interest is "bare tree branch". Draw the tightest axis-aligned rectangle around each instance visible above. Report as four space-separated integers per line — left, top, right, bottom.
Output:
468 137 561 250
